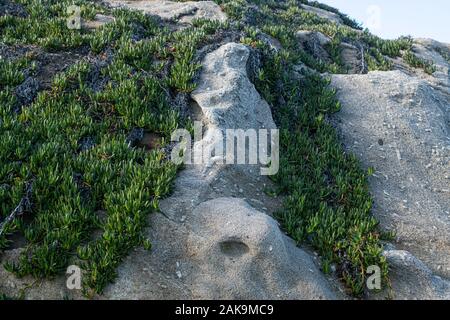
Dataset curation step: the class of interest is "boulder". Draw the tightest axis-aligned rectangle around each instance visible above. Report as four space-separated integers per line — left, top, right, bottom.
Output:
331 70 450 299
295 32 366 74
301 4 343 24
191 42 278 175
296 30 332 63
192 42 276 131
105 0 227 24
104 42 341 300
383 249 450 300
186 198 338 299
411 38 450 89
340 42 366 74
83 14 115 30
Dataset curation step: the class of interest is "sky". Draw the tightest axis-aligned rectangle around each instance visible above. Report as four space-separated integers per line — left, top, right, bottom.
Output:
318 0 450 43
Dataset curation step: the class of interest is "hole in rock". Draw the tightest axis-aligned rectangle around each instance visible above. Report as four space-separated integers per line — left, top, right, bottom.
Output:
219 239 250 257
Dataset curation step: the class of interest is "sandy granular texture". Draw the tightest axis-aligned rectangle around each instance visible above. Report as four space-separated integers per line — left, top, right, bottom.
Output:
331 62 450 299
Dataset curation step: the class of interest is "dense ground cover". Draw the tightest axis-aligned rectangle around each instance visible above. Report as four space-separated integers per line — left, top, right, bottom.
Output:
0 0 225 295
0 0 436 297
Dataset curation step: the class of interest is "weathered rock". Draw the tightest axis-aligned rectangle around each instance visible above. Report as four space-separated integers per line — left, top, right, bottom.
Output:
105 0 227 24
15 77 39 106
103 42 340 300
83 14 115 30
384 249 450 300
257 33 283 53
0 248 81 300
103 168 341 299
301 4 342 24
192 43 276 131
186 198 337 299
296 30 331 47
0 42 341 300
296 30 332 63
295 32 366 74
1 0 448 302
411 38 450 89
340 42 366 74
191 43 278 175
415 38 450 54
331 70 450 299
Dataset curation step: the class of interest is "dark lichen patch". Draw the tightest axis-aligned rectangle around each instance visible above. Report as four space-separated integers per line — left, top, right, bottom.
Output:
0 0 27 18
138 132 164 151
33 50 85 90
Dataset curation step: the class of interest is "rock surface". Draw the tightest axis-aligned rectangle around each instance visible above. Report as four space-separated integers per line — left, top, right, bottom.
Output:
295 31 365 74
103 42 341 300
412 38 450 89
296 30 332 63
192 43 276 131
83 14 115 30
301 4 342 24
384 249 450 299
2 0 448 301
0 0 27 17
106 42 340 299
186 198 337 299
0 42 342 300
105 0 227 24
331 68 450 299
339 42 365 74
